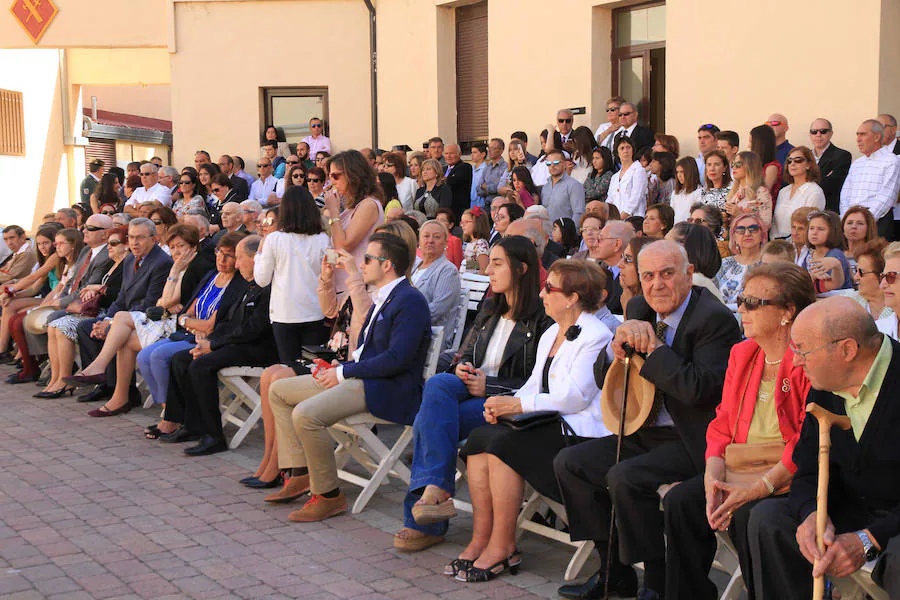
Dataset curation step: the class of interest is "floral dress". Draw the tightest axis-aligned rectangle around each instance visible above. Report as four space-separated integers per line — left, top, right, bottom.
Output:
583 171 613 202
715 256 759 306
461 238 490 273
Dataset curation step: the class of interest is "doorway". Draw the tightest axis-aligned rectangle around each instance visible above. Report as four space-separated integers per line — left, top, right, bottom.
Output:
612 2 665 133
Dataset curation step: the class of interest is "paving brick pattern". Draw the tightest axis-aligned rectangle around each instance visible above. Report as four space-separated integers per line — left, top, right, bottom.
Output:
0 363 607 599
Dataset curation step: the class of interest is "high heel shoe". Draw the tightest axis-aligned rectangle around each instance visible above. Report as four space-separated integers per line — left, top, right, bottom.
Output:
33 387 75 399
455 550 521 583
246 473 284 489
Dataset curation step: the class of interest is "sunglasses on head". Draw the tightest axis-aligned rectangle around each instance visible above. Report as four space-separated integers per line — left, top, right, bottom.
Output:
736 294 783 311
766 120 783 126
810 128 832 135
699 123 717 130
881 271 900 285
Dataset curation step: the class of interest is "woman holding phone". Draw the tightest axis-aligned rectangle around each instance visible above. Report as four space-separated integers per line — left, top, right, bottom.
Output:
254 186 332 363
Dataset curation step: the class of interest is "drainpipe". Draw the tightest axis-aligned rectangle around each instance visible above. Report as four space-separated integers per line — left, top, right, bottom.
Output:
362 0 378 149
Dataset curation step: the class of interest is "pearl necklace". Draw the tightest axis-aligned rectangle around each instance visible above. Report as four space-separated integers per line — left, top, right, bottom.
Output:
764 357 782 365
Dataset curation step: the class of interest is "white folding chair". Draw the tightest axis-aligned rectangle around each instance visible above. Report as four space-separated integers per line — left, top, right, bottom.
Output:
832 562 889 600
460 272 490 312
516 487 595 581
217 366 266 449
713 532 746 600
330 326 444 514
449 289 469 353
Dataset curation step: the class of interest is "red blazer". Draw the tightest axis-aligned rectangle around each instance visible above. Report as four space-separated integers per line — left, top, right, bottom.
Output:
705 339 810 473
446 235 463 268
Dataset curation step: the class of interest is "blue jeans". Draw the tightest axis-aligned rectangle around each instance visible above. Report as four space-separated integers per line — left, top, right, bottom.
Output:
136 338 194 405
404 373 487 535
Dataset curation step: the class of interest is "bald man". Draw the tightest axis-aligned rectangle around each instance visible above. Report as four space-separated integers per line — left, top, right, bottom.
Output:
747 297 900 599
442 144 473 221
556 240 741 599
767 112 794 166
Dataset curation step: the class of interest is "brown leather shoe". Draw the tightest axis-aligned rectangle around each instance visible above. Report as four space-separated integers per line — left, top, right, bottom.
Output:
288 492 347 522
264 474 310 503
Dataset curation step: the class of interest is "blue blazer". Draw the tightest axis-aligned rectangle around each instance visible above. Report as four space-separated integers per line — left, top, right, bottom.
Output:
341 278 432 425
107 244 173 317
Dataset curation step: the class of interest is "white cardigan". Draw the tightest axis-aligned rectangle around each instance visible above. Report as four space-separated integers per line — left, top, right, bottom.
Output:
607 163 649 217
518 312 613 438
771 182 826 239
253 230 331 323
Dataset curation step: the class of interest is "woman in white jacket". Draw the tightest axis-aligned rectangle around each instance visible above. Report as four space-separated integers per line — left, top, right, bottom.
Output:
253 186 332 363
449 259 614 583
607 136 649 218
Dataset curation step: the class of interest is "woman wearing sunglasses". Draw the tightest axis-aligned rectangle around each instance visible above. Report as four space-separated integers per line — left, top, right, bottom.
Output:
802 210 852 293
724 152 773 229
876 242 900 340
772 147 825 240
715 214 768 307
847 238 892 320
171 172 207 219
664 262 814 599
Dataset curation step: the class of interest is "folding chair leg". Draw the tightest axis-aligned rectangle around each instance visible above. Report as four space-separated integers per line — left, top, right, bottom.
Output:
348 426 413 514
229 402 261 449
564 541 595 582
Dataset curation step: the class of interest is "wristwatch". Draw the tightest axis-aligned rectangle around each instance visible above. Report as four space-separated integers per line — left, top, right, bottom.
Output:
328 217 340 226
856 530 880 561
179 314 189 328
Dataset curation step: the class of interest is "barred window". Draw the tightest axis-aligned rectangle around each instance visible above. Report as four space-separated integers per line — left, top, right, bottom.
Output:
0 89 25 157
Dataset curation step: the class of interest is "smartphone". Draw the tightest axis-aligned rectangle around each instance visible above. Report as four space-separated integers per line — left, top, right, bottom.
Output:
325 248 339 265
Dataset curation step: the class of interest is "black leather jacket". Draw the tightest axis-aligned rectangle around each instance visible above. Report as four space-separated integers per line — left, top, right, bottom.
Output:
452 297 554 396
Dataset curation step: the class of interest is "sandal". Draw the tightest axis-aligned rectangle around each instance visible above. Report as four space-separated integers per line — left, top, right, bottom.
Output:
443 558 474 577
455 550 521 583
392 528 444 552
412 487 457 525
144 425 161 439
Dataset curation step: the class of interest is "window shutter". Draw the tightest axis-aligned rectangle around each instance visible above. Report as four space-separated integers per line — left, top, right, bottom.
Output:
456 2 488 146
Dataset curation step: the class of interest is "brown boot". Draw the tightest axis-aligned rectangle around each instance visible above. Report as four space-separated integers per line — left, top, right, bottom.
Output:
264 474 310 503
288 492 347 522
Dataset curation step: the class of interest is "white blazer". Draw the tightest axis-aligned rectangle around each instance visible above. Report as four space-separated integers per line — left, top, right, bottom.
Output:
518 312 613 438
607 163 649 217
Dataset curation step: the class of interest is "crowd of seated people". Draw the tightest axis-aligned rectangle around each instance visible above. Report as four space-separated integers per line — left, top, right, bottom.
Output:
4 107 900 598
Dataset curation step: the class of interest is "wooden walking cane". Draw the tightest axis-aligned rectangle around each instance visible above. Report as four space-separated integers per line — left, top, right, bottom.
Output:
806 403 852 600
603 344 634 600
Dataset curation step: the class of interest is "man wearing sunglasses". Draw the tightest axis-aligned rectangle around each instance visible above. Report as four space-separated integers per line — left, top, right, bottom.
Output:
542 149 585 225
595 96 625 149
248 159 278 206
266 233 432 522
302 117 331 159
839 119 900 239
765 113 794 166
556 240 740 600
610 102 654 157
747 297 900 600
808 118 851 213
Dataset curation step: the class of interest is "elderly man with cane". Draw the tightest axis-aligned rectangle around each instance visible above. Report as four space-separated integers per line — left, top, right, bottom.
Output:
554 240 741 599
747 297 900 599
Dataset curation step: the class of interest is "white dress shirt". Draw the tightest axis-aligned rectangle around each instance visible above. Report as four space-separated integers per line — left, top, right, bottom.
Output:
839 146 900 219
127 183 172 208
812 143 831 164
249 175 279 205
604 123 638 151
607 163 649 216
695 153 706 182
887 138 898 154
594 122 613 143
336 275 406 382
303 134 332 158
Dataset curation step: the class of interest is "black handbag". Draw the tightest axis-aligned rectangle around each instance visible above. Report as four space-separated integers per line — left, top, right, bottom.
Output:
497 410 579 446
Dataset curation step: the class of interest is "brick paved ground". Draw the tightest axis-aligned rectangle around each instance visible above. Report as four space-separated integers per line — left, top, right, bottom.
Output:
0 361 603 600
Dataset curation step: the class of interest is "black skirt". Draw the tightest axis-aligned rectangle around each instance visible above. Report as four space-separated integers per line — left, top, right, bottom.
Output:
461 420 586 501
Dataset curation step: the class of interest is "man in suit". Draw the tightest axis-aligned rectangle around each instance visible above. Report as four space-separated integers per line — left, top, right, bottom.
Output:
488 196 505 247
555 240 741 600
216 154 250 201
443 144 473 221
611 102 655 156
70 218 173 405
79 159 104 210
266 233 432 522
747 297 900 599
810 118 853 213
0 225 36 284
166 235 276 456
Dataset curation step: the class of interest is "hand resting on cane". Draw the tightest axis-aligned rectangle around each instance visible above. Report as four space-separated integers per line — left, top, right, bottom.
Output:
796 512 875 578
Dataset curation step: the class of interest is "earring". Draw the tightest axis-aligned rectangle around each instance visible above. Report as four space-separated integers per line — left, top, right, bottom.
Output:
566 304 572 309
780 318 789 326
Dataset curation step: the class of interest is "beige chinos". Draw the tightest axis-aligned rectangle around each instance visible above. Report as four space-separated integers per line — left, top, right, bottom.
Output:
269 374 368 495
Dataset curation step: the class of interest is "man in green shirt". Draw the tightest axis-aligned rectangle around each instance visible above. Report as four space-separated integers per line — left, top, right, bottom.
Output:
79 159 104 210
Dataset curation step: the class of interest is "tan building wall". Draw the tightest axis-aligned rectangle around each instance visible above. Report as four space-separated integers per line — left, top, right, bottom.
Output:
82 85 173 122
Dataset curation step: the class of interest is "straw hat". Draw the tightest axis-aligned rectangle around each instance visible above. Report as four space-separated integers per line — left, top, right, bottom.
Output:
601 353 658 436
23 306 57 335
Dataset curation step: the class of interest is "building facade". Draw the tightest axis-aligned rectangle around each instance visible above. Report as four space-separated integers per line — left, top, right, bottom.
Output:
1 0 898 230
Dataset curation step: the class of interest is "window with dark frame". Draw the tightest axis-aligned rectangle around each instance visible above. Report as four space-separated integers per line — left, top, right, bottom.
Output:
261 87 329 149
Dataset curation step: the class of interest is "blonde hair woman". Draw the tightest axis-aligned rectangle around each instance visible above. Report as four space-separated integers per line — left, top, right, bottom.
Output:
724 151 773 228
413 158 451 218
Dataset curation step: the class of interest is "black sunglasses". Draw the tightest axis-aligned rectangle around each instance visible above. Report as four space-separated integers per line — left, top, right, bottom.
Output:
736 294 783 311
307 178 322 183
809 128 832 135
84 225 107 232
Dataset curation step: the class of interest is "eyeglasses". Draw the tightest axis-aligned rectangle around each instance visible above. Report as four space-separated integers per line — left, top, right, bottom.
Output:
292 173 305 178
545 160 561 166
730 161 743 169
810 128 832 135
622 254 635 265
179 180 192 185
766 120 784 127
84 225 107 232
140 172 153 176
54 241 71 247
262 217 275 227
733 224 761 236
543 281 565 294
687 217 708 225
330 172 343 181
790 338 850 360
364 253 388 264
151 219 164 225
307 178 322 183
880 271 900 285
618 111 634 117
257 163 271 168
785 157 808 165
557 118 573 124
211 186 223 193
310 123 323 128
107 240 123 247
580 227 601 235
736 294 783 311
100 210 116 216
214 248 236 259
240 209 258 215
856 266 878 278
287 160 300 165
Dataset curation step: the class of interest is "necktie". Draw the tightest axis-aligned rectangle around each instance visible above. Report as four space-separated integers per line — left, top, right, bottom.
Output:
133 257 141 273
70 254 91 292
647 319 668 426
655 320 668 345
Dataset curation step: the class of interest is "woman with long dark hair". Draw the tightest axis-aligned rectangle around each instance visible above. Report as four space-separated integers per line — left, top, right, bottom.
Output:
750 124 782 199
583 147 615 203
552 217 580 257
510 166 539 208
255 186 332 363
393 236 553 553
90 173 122 214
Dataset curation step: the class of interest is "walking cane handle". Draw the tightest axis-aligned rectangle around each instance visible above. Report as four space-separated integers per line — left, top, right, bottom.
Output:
806 403 852 432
